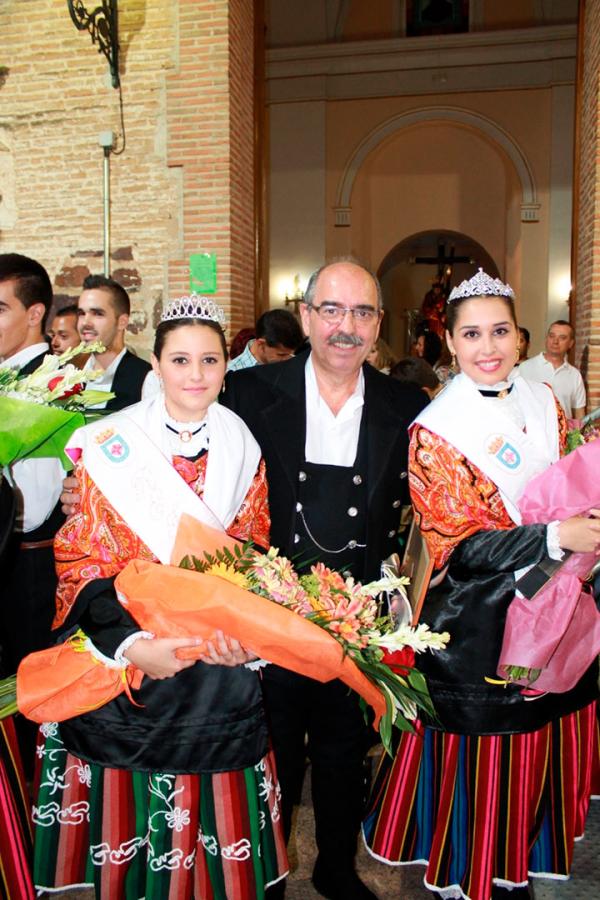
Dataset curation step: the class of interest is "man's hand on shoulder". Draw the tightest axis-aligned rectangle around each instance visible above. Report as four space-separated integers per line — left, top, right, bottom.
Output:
60 475 81 516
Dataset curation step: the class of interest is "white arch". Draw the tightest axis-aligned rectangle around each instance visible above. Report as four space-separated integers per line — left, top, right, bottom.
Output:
333 106 539 225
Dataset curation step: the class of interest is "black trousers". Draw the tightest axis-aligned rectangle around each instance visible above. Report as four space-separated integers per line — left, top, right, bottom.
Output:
0 541 57 675
261 665 371 873
0 541 57 778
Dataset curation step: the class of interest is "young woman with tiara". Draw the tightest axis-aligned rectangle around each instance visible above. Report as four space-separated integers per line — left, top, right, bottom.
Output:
363 270 600 900
33 296 287 899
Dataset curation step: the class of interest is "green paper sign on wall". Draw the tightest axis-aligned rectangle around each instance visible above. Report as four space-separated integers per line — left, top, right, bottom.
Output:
190 253 217 294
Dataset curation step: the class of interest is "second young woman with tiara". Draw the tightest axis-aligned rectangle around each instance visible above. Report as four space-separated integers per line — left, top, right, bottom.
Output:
363 270 600 900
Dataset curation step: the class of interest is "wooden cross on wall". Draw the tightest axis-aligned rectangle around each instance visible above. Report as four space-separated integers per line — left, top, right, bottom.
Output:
412 242 472 292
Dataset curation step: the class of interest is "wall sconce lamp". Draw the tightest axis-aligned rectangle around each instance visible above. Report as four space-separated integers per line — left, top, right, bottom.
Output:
284 274 304 315
67 1 120 88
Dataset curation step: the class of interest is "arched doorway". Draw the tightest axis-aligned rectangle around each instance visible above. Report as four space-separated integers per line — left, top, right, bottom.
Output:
377 230 499 356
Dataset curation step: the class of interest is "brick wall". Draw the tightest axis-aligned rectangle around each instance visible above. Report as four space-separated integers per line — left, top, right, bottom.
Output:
228 0 257 331
574 0 600 412
166 0 256 339
0 0 256 353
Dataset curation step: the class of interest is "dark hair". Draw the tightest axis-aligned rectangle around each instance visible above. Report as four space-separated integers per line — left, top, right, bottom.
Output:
518 326 530 344
304 257 383 311
421 331 442 367
153 318 228 361
0 252 53 329
82 274 130 317
55 303 79 318
230 327 255 359
255 309 303 350
390 357 440 391
446 293 517 335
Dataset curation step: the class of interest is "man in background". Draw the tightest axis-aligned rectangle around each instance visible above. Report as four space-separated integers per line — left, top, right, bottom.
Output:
77 274 152 409
48 302 90 368
48 303 80 354
390 356 442 401
519 319 586 418
226 307 304 372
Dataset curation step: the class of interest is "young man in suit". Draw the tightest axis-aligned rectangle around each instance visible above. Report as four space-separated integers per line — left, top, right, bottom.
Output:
0 253 65 671
223 260 427 900
0 253 68 777
77 274 152 410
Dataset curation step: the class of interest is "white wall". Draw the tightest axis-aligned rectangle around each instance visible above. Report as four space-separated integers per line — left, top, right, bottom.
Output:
269 101 327 305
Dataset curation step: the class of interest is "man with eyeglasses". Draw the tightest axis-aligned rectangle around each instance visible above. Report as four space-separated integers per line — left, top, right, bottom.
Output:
223 259 426 900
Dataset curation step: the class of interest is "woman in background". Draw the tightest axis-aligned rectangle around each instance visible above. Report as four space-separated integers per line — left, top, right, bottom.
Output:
367 337 396 374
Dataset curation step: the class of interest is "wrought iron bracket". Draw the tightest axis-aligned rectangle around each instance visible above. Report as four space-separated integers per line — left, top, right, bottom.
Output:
67 1 120 88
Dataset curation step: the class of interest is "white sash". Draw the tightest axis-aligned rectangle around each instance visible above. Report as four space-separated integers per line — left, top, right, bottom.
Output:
414 372 559 524
66 395 261 563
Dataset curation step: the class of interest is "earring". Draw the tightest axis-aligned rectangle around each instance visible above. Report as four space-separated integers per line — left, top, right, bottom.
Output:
221 382 225 395
451 352 456 370
515 346 520 362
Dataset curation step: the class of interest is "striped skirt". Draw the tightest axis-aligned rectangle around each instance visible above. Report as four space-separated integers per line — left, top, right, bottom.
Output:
0 717 34 900
363 702 599 900
33 723 288 900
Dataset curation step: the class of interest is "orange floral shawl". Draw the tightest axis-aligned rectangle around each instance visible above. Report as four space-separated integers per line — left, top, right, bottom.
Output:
53 454 270 628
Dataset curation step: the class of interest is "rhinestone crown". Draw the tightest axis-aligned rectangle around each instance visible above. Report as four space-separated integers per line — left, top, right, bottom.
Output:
448 268 515 303
160 294 227 327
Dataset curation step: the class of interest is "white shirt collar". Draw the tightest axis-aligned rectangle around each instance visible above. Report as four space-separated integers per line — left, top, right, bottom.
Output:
1 341 49 369
304 354 365 466
305 353 365 421
85 347 127 379
541 352 569 372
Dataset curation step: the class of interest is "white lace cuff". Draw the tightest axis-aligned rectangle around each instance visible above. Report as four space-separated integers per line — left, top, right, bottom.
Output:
114 631 155 667
546 521 565 561
245 658 271 671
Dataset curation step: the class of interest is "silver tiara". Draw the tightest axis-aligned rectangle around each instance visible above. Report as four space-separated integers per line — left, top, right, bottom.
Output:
160 294 227 327
448 268 515 303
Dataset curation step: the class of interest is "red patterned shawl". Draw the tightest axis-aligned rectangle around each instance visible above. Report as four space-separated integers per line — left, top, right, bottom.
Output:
409 400 567 570
53 455 270 628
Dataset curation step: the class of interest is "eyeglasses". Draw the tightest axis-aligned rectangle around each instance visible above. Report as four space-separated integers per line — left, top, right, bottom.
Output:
308 303 380 324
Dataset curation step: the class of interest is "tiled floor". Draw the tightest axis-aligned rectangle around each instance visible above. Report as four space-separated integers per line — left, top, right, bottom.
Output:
283 773 600 900
40 765 600 899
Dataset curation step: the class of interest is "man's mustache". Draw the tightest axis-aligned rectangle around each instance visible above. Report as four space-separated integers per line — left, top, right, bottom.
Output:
327 332 364 347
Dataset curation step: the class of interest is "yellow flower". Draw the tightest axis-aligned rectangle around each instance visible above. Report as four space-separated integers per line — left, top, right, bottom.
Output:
309 596 330 616
206 563 249 589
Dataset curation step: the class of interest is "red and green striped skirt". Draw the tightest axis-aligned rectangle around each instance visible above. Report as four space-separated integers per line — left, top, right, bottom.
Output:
0 717 34 900
33 723 288 900
363 702 599 900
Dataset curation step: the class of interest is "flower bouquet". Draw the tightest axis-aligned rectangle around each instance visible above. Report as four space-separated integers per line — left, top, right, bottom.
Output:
0 343 117 721
565 406 600 454
496 414 600 693
0 342 113 468
12 516 449 755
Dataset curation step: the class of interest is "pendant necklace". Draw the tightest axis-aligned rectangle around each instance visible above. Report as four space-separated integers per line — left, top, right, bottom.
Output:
166 422 206 443
479 384 514 400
